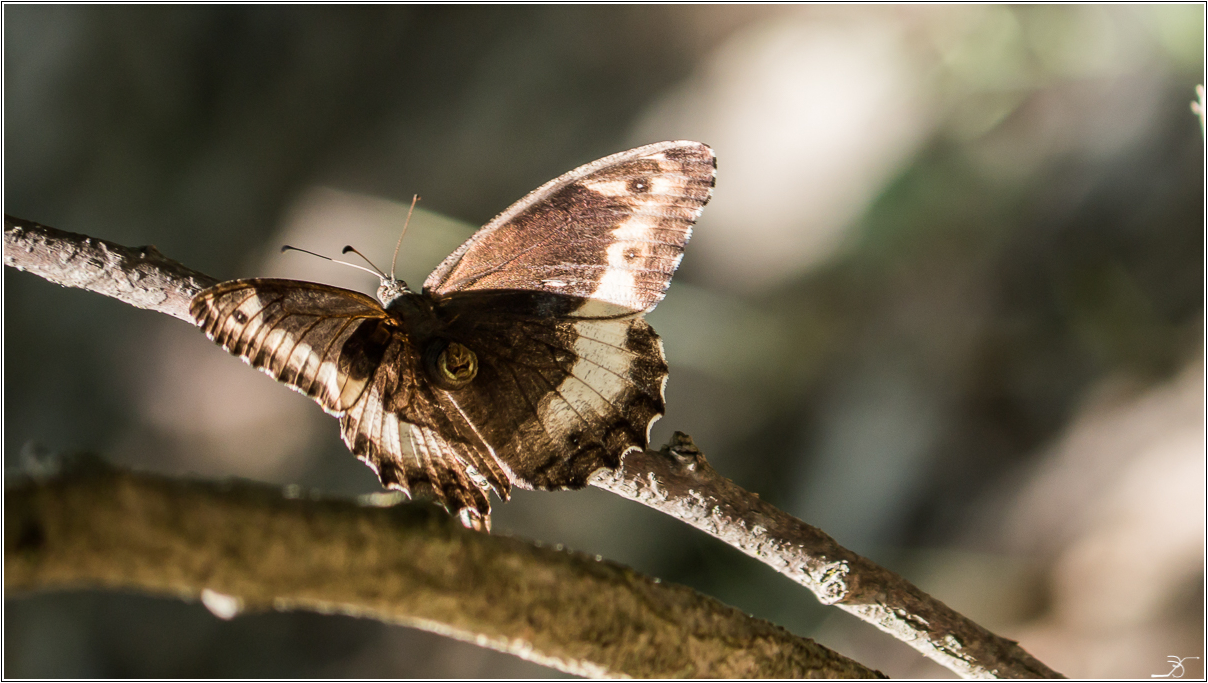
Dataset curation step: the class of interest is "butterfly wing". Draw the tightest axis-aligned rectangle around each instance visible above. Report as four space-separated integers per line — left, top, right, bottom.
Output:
189 279 509 526
424 291 667 490
421 141 715 489
424 140 716 315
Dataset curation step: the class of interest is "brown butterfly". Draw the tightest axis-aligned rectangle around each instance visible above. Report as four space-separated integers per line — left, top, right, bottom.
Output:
190 141 716 530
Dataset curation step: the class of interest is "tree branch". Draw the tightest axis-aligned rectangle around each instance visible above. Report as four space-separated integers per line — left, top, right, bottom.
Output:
592 436 1060 679
5 458 881 678
2 216 216 322
4 214 1062 678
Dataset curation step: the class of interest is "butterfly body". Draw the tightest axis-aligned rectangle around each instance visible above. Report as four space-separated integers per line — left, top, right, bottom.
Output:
191 141 716 529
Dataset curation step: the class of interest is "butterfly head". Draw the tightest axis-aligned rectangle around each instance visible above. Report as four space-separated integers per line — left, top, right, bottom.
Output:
376 276 413 307
281 244 415 306
312 244 413 306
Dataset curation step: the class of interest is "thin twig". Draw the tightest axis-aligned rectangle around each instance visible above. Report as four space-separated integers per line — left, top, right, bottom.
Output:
5 459 882 678
3 214 1062 678
2 216 216 321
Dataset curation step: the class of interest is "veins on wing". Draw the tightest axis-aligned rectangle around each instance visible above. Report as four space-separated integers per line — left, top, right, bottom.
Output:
306 316 355 397
441 217 672 291
473 324 662 402
491 358 565 453
222 291 276 342
323 317 366 407
524 262 681 275
522 365 600 442
238 295 287 354
415 426 447 496
443 237 553 292
277 316 324 384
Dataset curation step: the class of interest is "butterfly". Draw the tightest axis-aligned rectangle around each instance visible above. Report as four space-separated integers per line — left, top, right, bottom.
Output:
190 141 716 530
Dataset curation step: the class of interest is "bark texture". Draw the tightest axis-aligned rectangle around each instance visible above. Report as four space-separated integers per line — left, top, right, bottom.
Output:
5 461 882 679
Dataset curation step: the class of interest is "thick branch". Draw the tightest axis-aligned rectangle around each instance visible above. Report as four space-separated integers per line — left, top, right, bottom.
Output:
4 214 1062 678
5 461 880 678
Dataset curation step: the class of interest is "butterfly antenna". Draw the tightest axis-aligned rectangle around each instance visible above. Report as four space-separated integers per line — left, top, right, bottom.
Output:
340 245 391 280
390 194 420 280
280 245 385 279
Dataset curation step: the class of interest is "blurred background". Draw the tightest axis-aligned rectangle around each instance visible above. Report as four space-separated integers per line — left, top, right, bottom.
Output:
4 5 1203 678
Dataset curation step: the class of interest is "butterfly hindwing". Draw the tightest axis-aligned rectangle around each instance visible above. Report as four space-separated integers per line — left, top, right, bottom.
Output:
424 140 716 315
432 290 669 489
337 331 510 515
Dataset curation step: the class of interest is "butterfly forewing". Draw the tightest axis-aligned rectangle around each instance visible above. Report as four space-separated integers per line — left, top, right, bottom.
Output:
424 140 715 315
190 279 508 522
192 280 391 413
